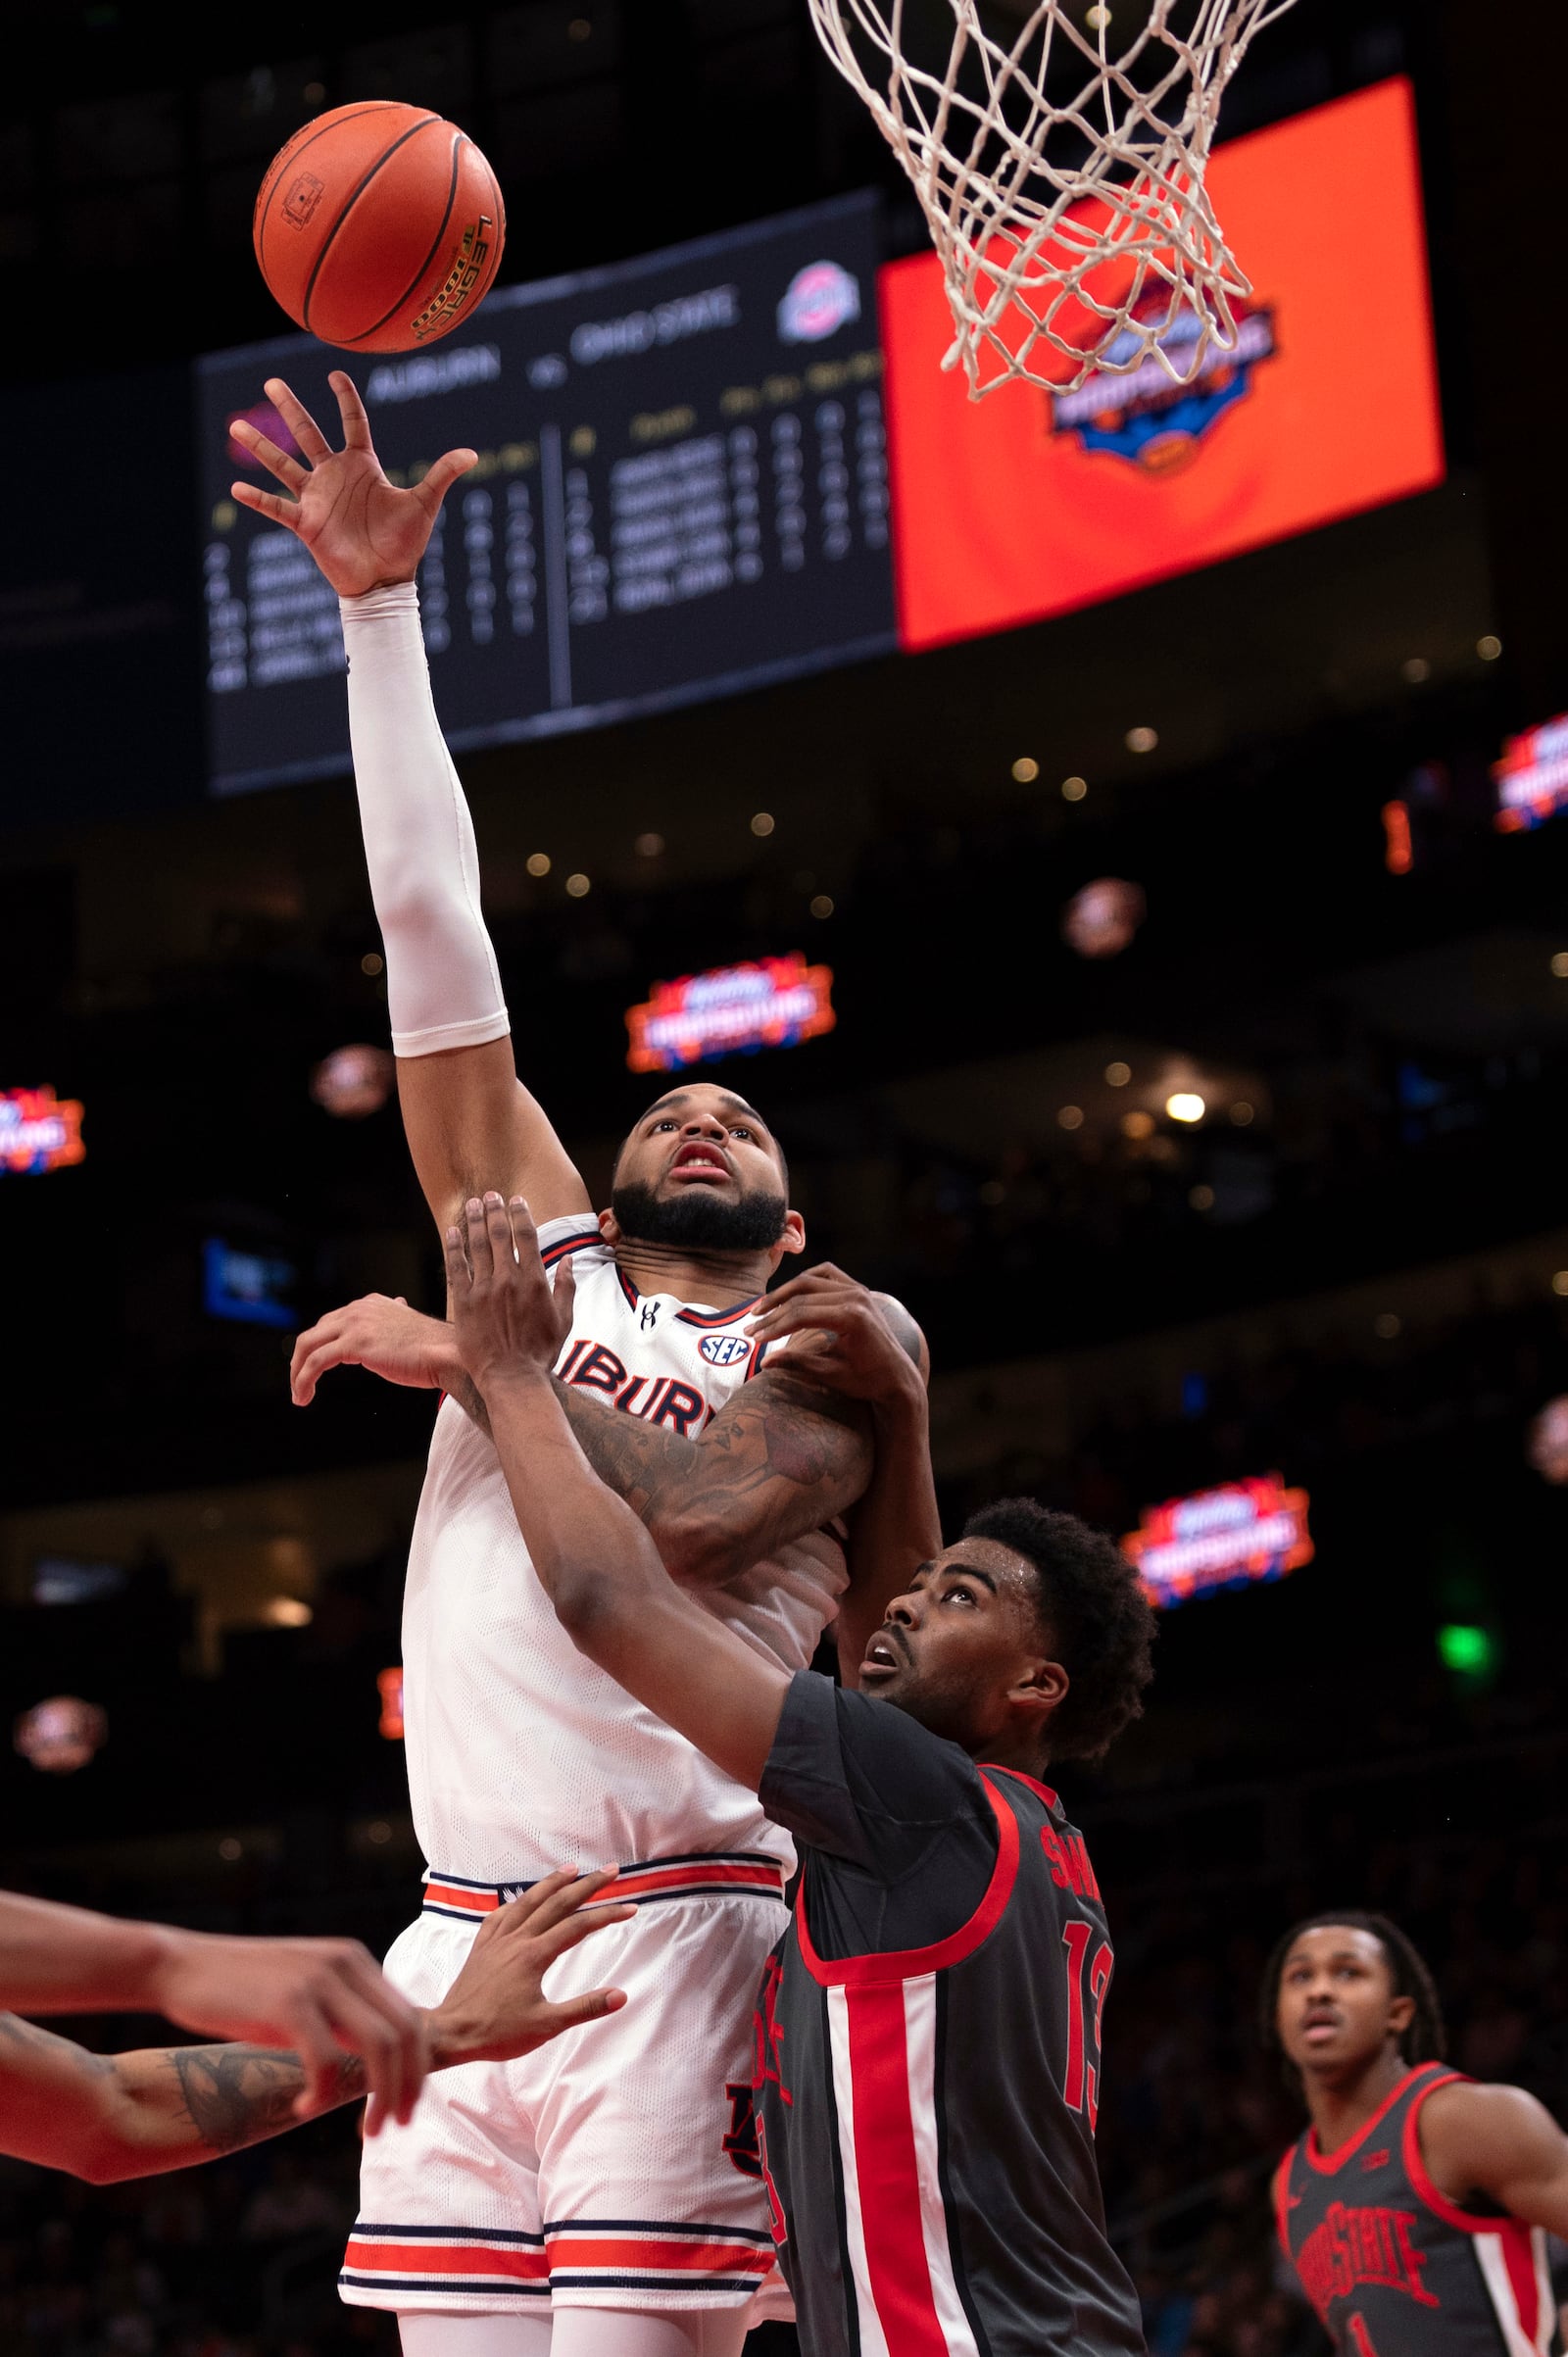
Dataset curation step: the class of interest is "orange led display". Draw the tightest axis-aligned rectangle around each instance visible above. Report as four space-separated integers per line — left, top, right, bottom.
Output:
880 78 1445 652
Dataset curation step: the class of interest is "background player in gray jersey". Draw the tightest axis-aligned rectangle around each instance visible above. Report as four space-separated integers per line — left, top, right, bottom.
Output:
1266 1913 1568 2353
437 1189 1156 2356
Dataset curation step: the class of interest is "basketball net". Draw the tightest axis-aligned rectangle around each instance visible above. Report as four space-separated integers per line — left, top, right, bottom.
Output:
807 0 1297 397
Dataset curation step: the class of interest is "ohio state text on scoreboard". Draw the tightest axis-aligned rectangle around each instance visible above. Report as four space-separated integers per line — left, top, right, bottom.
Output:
879 77 1445 652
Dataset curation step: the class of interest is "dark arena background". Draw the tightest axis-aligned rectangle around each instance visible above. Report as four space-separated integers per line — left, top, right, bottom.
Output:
4 2 1568 2351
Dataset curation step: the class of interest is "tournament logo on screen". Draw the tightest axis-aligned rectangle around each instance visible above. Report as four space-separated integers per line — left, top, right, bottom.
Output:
778 260 860 344
625 954 835 1073
0 1086 85 1177
1123 1473 1313 1608
1049 297 1277 470
1493 712 1568 833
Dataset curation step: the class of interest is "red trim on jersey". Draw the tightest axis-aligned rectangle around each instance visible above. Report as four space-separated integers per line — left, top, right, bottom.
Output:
1498 2219 1545 2347
344 2236 548 2283
541 1228 603 1267
616 1265 640 1309
422 1879 500 1915
677 1295 762 1329
1303 2064 1437 2175
794 1771 1019 1988
1401 2070 1509 2232
545 2232 769 2277
843 1982 956 2353
982 1764 1061 1813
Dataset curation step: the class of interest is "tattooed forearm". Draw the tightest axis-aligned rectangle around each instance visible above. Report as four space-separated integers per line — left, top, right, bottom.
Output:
557 1371 869 1582
452 1347 870 1583
168 2043 368 2155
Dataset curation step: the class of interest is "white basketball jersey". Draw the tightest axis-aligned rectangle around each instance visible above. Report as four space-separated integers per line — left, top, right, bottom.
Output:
402 1214 850 1882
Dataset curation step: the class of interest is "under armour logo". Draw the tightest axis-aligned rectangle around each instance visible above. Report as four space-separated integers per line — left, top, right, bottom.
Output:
640 1303 661 1331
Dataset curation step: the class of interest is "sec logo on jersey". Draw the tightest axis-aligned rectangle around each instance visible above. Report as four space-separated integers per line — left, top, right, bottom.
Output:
700 1333 753 1368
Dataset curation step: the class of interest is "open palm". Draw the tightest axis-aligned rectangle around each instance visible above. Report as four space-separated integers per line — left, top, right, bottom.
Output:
228 370 475 599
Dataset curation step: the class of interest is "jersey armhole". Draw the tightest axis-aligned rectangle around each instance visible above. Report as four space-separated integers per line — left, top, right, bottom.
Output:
1403 2071 1504 2233
794 1772 1018 1989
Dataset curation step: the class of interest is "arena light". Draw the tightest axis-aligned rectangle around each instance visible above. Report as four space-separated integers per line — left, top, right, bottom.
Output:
625 954 835 1074
0 1086 85 1177
14 1696 108 1774
1437 1623 1494 1679
1123 1474 1313 1609
1493 712 1568 833
312 1043 394 1119
1062 878 1145 958
378 1667 405 1741
1165 1092 1206 1123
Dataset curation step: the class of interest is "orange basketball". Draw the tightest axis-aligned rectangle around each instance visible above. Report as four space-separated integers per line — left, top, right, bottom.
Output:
253 102 506 353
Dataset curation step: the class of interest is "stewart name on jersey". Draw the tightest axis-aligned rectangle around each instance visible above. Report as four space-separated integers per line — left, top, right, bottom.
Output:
402 1213 849 1884
1275 2062 1562 2356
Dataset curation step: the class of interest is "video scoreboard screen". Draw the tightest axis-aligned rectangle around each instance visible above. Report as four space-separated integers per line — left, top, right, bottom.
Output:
880 78 1444 651
196 194 894 796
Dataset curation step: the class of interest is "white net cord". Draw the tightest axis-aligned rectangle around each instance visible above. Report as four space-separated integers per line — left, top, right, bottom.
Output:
806 0 1298 397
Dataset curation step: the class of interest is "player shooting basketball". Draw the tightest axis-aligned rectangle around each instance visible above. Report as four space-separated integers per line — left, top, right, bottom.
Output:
230 370 936 2356
437 1189 1155 2357
1265 1912 1568 2355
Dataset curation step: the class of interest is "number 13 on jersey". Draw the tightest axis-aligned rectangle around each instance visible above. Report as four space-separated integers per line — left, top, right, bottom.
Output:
1062 1919 1113 2131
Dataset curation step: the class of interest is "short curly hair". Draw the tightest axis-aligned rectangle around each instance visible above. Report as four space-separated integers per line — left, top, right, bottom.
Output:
1258 1910 1446 2087
963 1498 1156 1763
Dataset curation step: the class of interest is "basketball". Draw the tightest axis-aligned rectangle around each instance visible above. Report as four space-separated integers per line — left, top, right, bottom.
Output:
252 101 505 353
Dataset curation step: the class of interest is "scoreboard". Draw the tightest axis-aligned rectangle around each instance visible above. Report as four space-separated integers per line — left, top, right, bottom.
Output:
196 194 894 796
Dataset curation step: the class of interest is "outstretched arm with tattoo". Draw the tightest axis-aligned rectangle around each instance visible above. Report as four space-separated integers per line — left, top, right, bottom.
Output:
290 1282 878 1587
0 1870 629 2184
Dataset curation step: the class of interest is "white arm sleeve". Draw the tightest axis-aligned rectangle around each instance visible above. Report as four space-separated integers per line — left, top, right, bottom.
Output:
340 580 510 1059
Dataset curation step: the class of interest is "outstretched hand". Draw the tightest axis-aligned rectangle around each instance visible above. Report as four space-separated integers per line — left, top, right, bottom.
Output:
428 1868 632 2067
444 1193 574 1395
229 370 475 598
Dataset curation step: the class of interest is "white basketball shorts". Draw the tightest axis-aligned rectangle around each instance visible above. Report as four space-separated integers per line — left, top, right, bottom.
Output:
338 1857 789 2318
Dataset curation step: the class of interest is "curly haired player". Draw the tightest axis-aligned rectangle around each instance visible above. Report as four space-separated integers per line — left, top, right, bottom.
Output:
1264 1910 1568 2355
439 1189 1157 2357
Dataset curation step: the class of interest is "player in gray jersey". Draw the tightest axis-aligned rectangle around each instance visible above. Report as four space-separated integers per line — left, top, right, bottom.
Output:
436 1188 1156 2357
1267 1912 1568 2356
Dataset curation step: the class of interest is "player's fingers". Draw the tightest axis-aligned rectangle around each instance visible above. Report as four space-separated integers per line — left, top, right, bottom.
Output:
289 1334 359 1404
539 1986 628 2032
443 1222 470 1297
319 1980 422 2134
231 482 301 531
328 369 373 449
417 447 479 513
507 1195 540 1270
228 417 310 492
484 1191 516 1272
550 1252 576 1331
466 1197 496 1286
511 1866 622 1936
286 1997 340 2119
262 375 332 462
532 1901 637 1967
